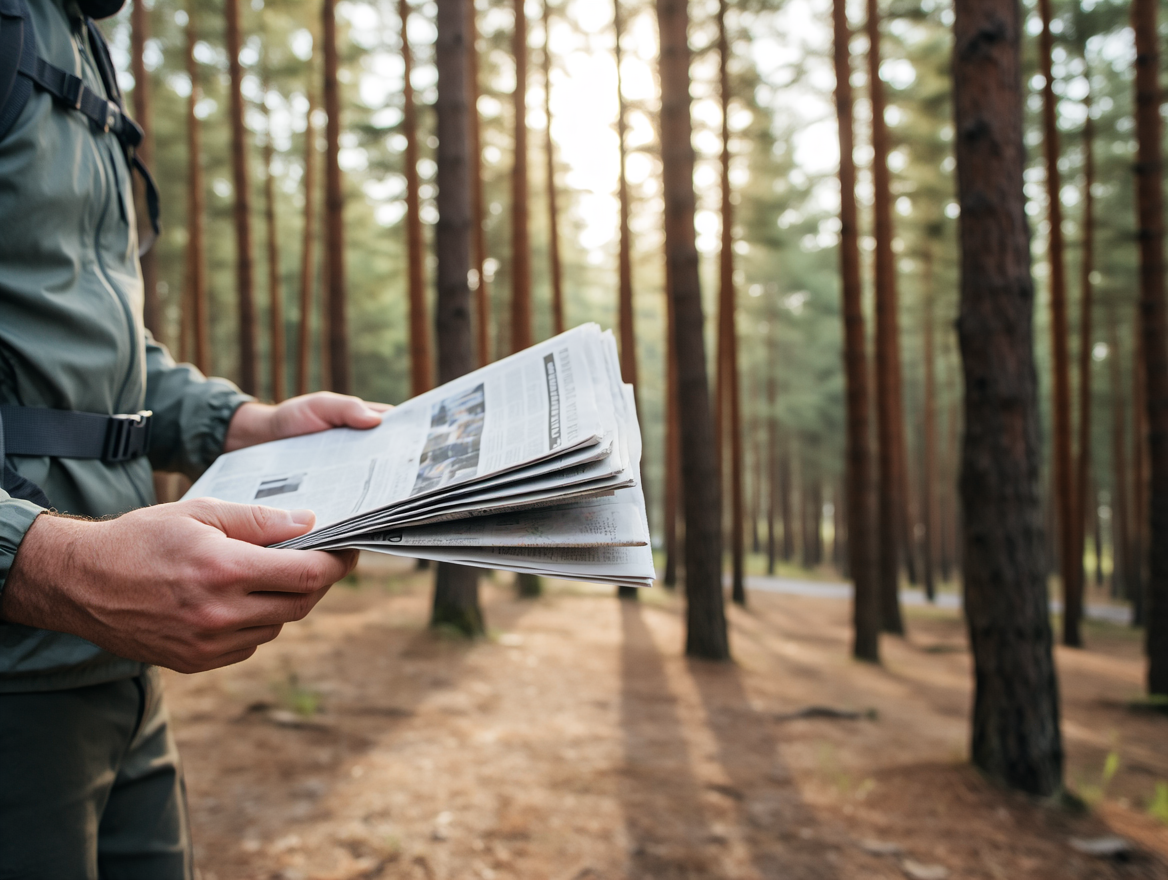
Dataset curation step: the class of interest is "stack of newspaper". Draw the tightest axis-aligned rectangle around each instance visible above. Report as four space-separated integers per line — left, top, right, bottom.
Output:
183 325 654 588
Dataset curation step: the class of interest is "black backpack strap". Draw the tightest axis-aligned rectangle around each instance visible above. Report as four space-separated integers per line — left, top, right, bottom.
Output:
0 0 161 249
0 409 51 509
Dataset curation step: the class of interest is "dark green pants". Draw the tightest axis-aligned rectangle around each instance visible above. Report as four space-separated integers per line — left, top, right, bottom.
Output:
0 667 192 879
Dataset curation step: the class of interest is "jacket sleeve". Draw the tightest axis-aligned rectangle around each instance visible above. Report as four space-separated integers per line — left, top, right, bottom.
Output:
143 334 254 479
0 493 44 601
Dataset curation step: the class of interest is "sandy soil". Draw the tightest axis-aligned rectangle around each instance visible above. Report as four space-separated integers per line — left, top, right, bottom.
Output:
164 558 1168 880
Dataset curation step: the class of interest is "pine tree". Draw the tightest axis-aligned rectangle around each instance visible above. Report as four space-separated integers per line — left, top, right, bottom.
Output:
1072 82 1095 626
1131 0 1168 694
297 85 317 396
130 0 161 343
952 0 1063 793
225 0 257 394
542 0 564 336
432 0 484 636
323 0 351 393
467 0 492 366
402 0 433 398
834 0 879 662
262 79 286 402
657 0 728 660
184 4 209 375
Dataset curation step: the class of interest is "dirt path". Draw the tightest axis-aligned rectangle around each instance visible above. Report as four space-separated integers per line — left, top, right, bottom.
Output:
164 562 1168 880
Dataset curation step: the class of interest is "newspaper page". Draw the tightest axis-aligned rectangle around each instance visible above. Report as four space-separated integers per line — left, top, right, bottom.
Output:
184 325 610 536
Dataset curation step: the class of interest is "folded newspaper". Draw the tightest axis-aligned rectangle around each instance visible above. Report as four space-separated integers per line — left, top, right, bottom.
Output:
183 324 654 588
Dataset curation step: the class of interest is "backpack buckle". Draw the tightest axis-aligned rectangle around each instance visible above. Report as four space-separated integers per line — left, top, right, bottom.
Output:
103 410 152 463
61 72 84 110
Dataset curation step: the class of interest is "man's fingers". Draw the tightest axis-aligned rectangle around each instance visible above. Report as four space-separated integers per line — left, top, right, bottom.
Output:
230 587 332 628
221 545 357 594
321 394 386 429
184 499 315 546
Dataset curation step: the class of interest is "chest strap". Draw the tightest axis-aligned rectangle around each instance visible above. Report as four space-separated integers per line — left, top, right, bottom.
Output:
0 406 152 464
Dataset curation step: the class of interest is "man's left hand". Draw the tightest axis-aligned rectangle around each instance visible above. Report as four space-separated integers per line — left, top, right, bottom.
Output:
224 392 392 452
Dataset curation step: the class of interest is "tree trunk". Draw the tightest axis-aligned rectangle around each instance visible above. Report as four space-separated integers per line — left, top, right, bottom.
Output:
297 87 317 396
767 370 777 575
431 0 484 636
833 0 879 662
867 0 905 636
323 0 351 394
542 0 565 337
225 0 257 394
185 7 209 375
921 246 937 602
263 104 285 402
663 255 681 589
780 441 793 561
466 0 491 366
130 0 161 344
952 0 1063 794
1133 326 1147 626
716 0 745 607
1071 88 1095 614
402 0 433 398
1036 0 1080 647
510 0 533 355
656 0 728 661
1132 0 1168 693
1108 311 1131 612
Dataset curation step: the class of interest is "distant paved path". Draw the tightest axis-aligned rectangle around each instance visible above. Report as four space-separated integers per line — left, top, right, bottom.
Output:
734 574 1134 626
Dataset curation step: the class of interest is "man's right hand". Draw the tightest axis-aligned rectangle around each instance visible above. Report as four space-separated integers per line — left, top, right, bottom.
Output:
0 500 357 673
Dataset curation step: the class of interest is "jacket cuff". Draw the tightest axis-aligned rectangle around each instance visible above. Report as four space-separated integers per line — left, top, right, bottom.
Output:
0 498 45 601
186 383 254 473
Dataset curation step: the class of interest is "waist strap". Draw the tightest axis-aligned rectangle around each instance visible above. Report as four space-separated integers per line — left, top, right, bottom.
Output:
0 406 152 464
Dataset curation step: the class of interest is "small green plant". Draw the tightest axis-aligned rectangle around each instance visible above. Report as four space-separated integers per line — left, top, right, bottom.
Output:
1149 782 1168 825
1076 749 1121 807
274 672 321 718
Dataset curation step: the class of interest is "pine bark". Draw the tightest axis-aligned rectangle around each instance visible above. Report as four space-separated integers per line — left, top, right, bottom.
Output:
1133 327 1147 625
225 0 257 394
466 0 491 366
614 0 639 601
1037 0 1079 646
130 0 161 344
1108 312 1131 609
867 0 905 635
323 0 351 394
185 8 209 375
716 0 745 607
656 0 728 660
1072 90 1095 616
542 0 565 337
263 110 285 402
780 442 793 561
297 88 317 396
432 0 484 636
402 0 433 398
1132 0 1168 694
952 0 1063 794
921 246 937 602
833 0 879 662
663 256 681 588
510 0 533 354
767 369 777 575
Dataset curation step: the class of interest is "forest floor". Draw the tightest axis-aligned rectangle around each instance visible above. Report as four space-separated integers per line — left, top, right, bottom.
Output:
166 556 1168 880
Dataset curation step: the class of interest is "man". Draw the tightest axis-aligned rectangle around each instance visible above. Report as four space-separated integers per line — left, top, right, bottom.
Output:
0 0 385 875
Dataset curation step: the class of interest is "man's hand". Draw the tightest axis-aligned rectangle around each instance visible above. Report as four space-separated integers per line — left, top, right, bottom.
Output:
0 500 358 673
224 392 391 452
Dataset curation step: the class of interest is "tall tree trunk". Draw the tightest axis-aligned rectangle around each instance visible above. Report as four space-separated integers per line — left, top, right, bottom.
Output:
833 0 879 662
323 0 351 394
867 0 906 636
767 368 777 575
1108 311 1132 613
510 0 533 354
1072 88 1095 614
466 0 491 366
511 0 539 599
952 0 1063 794
716 0 745 607
130 0 161 344
1132 0 1168 693
662 260 681 588
402 0 433 398
225 0 257 394
922 245 938 602
1133 325 1147 625
780 441 793 561
263 103 285 402
431 0 484 636
542 0 565 337
185 7 209 375
656 0 728 660
1038 0 1079 646
297 87 317 396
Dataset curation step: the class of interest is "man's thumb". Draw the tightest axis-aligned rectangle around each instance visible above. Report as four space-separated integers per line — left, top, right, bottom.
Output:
185 499 316 545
